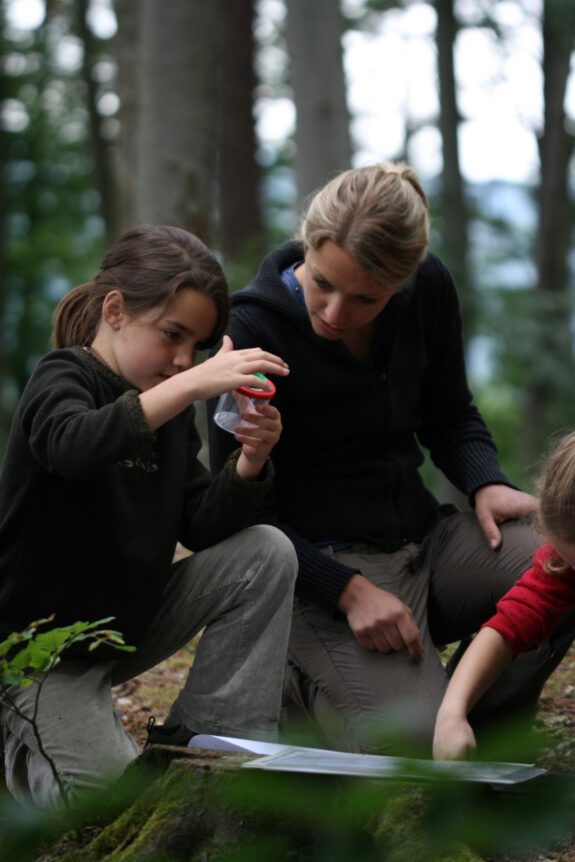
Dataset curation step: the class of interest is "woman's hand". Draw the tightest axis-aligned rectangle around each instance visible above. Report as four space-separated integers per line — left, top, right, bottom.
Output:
474 484 539 550
337 574 424 661
235 402 283 480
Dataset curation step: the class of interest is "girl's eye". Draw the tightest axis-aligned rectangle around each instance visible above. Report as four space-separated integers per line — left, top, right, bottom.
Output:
163 329 181 342
356 295 377 305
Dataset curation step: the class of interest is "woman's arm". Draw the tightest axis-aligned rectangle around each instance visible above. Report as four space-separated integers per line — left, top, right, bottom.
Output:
432 627 513 760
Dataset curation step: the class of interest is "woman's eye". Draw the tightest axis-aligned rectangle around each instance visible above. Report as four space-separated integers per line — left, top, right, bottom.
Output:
356 295 376 305
163 329 181 342
314 277 331 290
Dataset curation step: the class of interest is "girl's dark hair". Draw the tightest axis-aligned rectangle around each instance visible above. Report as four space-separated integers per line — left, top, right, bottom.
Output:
52 225 230 349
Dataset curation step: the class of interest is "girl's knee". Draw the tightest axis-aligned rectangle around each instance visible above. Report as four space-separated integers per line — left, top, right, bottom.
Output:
246 525 297 574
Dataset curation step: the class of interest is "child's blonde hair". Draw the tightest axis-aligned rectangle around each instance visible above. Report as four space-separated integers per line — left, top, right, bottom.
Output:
538 430 575 573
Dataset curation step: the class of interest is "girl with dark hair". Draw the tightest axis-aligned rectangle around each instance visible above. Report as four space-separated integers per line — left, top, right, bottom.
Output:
0 224 297 808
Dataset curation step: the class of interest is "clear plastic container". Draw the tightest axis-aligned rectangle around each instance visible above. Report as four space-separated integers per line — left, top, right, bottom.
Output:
213 373 277 434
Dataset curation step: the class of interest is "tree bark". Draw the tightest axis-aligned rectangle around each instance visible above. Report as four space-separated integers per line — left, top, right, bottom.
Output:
435 0 473 340
215 0 263 262
135 0 217 241
285 0 352 212
75 0 118 243
113 0 142 234
523 0 575 455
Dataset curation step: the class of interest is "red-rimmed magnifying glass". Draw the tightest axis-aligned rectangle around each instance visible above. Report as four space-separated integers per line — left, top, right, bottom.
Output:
214 373 277 434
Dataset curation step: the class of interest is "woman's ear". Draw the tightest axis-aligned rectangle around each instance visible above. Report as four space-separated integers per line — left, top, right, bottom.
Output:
101 291 125 331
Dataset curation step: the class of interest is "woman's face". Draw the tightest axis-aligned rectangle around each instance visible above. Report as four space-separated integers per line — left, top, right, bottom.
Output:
299 241 396 341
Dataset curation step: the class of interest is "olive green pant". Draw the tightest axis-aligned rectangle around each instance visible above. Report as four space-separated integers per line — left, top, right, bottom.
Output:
283 511 575 754
2 526 297 809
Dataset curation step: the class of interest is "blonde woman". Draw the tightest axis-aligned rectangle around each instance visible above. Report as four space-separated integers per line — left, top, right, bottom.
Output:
208 163 575 754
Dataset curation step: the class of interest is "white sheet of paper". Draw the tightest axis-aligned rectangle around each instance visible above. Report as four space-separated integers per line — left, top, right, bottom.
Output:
242 746 546 785
188 735 290 756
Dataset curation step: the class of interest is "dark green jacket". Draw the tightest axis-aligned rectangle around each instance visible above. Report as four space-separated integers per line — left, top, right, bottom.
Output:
0 347 272 650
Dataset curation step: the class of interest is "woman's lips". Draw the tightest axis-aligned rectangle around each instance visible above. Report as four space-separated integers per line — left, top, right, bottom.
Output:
315 317 345 338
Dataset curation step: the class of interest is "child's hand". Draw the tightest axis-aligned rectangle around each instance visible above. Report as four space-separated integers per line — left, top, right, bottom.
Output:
139 336 288 434
189 335 289 402
432 711 477 761
235 402 282 480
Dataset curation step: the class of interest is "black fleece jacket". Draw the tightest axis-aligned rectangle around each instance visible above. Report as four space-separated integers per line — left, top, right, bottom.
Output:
208 242 513 611
0 347 273 653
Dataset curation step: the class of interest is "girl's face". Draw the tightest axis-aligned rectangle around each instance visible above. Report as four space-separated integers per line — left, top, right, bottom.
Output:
109 288 218 391
548 535 575 571
299 241 396 341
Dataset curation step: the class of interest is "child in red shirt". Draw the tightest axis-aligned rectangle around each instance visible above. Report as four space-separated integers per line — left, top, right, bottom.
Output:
433 429 575 760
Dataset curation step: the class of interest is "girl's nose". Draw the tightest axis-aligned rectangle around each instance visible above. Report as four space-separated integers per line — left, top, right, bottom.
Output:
174 347 196 370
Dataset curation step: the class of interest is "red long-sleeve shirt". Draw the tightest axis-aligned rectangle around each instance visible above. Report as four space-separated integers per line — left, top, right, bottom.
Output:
483 542 575 658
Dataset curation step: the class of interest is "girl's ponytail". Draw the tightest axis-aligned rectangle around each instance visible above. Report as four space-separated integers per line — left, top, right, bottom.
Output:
52 282 101 348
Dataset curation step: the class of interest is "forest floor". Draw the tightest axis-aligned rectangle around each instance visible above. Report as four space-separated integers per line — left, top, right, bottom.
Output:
109 641 575 862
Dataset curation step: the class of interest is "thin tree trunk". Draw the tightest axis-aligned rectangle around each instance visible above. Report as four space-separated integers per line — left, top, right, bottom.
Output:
135 0 217 239
285 0 352 211
523 0 575 456
75 0 117 243
435 0 473 340
216 0 263 262
113 0 142 233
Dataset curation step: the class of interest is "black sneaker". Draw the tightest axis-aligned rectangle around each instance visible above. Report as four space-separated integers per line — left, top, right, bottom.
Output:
145 716 196 748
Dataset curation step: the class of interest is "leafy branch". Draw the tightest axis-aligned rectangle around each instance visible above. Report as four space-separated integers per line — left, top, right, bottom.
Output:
0 616 135 808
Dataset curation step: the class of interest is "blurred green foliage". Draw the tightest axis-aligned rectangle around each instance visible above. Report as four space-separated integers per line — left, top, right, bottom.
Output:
1 1 107 461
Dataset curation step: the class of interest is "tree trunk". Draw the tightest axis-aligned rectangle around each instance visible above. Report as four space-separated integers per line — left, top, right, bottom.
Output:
523 0 575 456
215 0 263 263
24 747 486 861
435 0 473 341
285 0 352 212
113 0 142 234
75 0 118 243
135 0 217 241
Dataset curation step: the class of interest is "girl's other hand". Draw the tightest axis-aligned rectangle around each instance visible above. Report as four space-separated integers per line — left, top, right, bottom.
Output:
235 402 282 480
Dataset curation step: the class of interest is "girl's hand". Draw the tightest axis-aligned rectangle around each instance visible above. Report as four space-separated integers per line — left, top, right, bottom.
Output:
189 335 289 402
139 336 289 433
235 402 282 480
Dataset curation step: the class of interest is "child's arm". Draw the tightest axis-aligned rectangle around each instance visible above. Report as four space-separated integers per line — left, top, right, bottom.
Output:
139 336 289 436
432 627 513 760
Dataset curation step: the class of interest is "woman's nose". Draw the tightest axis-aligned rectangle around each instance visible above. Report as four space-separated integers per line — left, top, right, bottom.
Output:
324 297 346 325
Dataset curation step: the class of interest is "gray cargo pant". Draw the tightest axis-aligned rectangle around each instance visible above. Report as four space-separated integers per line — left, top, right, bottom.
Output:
283 510 575 753
1 525 297 809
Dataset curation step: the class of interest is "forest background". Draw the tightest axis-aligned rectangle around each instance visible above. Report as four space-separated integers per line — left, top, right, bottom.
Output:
1 0 575 503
